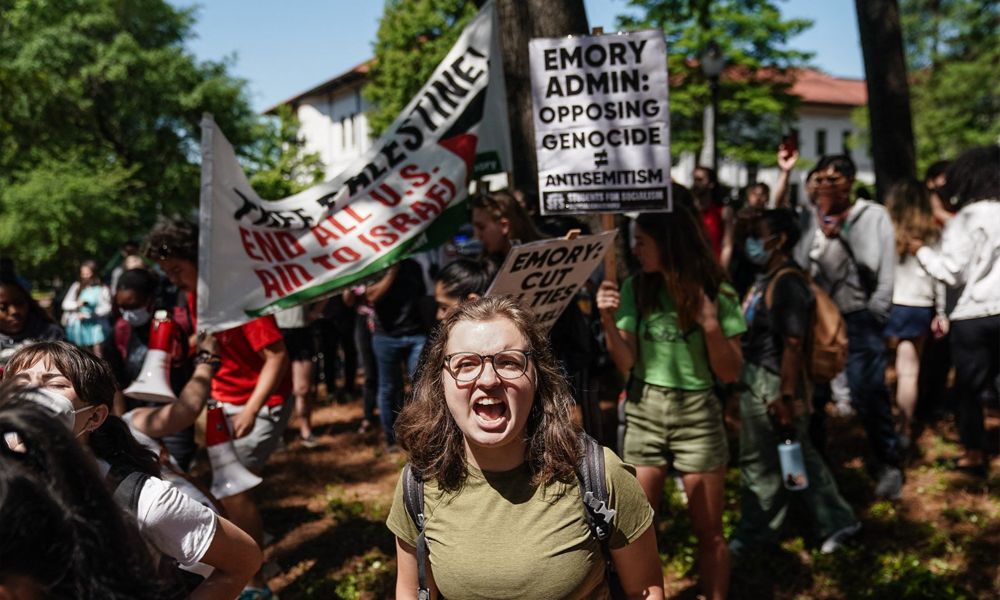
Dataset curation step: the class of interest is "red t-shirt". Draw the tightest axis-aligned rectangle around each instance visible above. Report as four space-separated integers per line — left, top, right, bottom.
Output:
188 293 290 407
701 203 724 260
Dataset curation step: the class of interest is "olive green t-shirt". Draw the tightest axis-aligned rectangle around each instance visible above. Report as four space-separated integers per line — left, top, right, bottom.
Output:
386 448 654 600
615 277 747 390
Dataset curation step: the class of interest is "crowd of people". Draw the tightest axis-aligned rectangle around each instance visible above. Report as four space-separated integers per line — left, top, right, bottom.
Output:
0 143 997 599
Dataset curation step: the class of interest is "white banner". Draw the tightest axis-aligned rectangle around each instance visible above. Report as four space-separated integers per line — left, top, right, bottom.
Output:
486 231 615 331
197 2 510 332
529 29 671 214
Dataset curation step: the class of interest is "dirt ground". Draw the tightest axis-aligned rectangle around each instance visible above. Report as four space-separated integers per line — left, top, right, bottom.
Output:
254 387 999 599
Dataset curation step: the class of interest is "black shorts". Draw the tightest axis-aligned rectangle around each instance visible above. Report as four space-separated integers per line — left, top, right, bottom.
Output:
281 327 316 361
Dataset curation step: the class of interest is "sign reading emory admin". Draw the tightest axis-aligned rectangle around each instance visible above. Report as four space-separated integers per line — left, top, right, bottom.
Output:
529 29 671 214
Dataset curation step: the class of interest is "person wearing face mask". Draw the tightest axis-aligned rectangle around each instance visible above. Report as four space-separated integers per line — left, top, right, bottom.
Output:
1 399 179 599
730 209 859 556
102 268 197 470
2 340 262 600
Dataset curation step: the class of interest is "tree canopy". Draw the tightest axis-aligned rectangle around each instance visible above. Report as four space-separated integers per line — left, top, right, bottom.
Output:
247 106 325 201
0 0 260 281
899 0 999 174
617 0 813 167
363 0 479 138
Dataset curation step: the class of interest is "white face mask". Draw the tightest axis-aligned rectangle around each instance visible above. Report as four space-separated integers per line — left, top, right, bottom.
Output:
23 387 95 433
121 307 152 327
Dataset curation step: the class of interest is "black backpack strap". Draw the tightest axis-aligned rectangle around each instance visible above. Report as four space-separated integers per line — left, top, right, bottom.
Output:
577 434 616 544
402 463 430 600
112 470 151 515
577 434 628 598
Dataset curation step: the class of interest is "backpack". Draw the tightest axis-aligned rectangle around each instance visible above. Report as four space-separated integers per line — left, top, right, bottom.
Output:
108 468 207 595
764 267 848 383
400 434 625 600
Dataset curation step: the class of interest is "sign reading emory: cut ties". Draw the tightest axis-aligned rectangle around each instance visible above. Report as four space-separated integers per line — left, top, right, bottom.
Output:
529 29 671 215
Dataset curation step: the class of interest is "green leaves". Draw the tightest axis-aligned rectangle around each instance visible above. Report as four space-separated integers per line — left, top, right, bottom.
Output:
247 106 326 201
619 0 813 166
364 0 478 137
899 0 999 173
0 156 139 280
0 0 258 282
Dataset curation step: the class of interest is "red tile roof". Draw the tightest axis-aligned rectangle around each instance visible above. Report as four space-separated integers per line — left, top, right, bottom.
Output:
266 61 866 115
791 69 867 107
263 60 373 115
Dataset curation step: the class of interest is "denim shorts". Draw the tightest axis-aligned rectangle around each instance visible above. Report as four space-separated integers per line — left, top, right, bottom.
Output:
220 400 291 473
622 379 729 473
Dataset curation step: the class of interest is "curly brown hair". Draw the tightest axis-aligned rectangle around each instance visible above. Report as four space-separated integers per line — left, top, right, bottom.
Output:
143 218 199 263
395 295 581 491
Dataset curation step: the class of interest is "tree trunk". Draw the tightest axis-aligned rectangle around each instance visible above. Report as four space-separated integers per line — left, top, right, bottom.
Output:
529 0 589 38
494 0 589 194
855 0 916 201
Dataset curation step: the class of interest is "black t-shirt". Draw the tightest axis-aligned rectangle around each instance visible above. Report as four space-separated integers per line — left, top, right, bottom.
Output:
742 263 813 374
373 259 428 337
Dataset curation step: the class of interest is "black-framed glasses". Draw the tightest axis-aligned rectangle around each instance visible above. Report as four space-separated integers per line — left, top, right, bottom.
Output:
443 350 532 382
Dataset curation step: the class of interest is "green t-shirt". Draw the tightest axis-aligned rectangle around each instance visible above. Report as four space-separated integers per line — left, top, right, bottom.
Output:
386 447 653 600
615 277 747 390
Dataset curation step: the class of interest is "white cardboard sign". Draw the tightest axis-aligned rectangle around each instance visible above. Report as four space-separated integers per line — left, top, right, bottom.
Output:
486 231 616 330
529 29 671 214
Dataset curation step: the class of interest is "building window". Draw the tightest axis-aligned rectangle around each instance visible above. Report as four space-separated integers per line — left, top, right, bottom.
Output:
340 117 348 151
816 129 827 157
842 130 852 156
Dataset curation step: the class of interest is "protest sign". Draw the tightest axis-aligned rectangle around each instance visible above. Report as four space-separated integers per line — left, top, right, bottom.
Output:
197 2 510 332
529 29 671 215
486 231 616 330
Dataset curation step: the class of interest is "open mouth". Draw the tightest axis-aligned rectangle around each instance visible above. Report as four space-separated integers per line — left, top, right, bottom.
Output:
472 397 507 424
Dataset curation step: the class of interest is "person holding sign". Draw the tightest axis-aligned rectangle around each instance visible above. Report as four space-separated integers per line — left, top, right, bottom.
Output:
470 191 598 435
388 296 663 600
597 201 746 600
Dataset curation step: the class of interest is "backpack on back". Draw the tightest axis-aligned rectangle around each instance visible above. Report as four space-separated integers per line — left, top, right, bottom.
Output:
400 434 625 600
107 467 206 596
765 267 848 383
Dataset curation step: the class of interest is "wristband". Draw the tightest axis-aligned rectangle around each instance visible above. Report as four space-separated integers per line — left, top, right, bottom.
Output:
193 350 222 373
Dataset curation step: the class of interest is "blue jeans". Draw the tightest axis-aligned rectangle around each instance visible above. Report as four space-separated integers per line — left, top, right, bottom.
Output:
372 333 426 445
844 310 901 467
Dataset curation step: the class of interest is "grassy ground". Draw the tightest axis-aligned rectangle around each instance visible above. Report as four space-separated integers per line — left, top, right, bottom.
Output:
257 395 999 599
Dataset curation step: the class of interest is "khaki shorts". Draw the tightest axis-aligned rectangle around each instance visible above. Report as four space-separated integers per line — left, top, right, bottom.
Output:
220 400 290 473
622 380 729 473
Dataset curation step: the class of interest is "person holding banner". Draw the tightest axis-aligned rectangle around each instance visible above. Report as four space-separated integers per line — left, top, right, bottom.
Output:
388 296 664 600
146 218 289 598
597 201 746 600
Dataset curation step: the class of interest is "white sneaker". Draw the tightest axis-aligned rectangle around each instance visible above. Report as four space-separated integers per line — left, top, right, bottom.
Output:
821 522 861 554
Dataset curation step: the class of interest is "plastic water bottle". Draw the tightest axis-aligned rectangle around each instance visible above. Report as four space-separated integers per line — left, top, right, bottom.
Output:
778 438 809 491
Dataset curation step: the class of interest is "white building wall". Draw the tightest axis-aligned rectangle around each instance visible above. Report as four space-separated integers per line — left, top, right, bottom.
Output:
294 89 871 208
295 83 373 179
